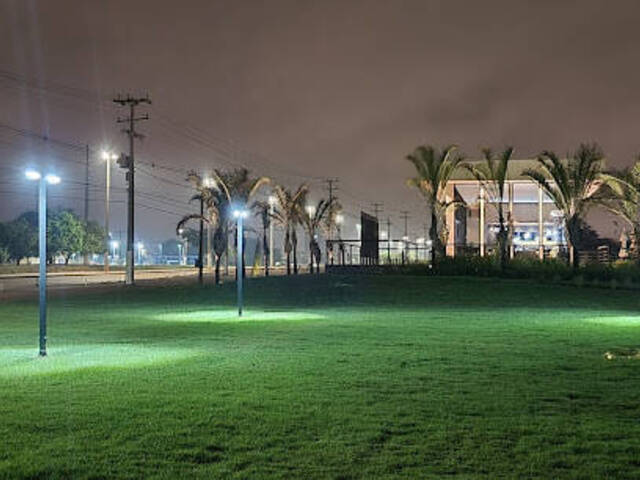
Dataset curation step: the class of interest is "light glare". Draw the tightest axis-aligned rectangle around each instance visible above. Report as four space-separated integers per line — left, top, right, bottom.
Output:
25 170 41 181
45 174 61 185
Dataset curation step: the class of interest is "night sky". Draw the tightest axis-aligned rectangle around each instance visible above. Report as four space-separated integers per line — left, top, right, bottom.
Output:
1 0 639 243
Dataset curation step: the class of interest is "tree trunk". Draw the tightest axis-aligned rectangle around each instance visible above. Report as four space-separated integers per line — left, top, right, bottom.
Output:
214 256 221 285
429 209 439 265
198 199 204 285
65 256 70 265
263 228 269 277
292 229 298 274
309 239 314 274
566 217 580 269
497 204 508 270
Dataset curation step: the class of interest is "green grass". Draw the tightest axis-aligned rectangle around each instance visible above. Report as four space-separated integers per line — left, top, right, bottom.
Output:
0 275 639 479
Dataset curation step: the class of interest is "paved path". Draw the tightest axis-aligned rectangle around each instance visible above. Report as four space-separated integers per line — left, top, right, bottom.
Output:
0 266 293 301
0 268 202 301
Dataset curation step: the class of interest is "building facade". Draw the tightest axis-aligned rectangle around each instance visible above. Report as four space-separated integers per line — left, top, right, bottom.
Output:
445 159 566 259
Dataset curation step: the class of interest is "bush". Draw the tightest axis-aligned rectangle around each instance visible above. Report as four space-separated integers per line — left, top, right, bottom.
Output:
380 255 640 289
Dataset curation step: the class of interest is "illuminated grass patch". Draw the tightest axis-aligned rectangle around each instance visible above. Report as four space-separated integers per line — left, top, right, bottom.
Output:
584 315 640 327
0 344 196 377
152 309 325 323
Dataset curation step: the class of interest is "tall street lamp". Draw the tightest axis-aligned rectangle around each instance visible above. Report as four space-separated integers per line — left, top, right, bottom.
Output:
101 150 118 273
233 207 248 316
25 169 61 356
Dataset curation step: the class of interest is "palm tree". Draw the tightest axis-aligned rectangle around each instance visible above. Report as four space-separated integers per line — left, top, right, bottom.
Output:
252 200 271 276
178 168 269 285
299 197 335 274
177 176 220 285
464 147 514 269
406 144 464 263
320 199 342 265
523 143 611 267
599 160 640 260
269 184 307 275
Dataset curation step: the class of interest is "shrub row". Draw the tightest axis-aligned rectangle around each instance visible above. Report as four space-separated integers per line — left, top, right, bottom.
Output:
384 256 640 289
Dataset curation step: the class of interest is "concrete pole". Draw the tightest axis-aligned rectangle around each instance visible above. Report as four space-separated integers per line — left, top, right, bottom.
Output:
38 178 47 356
104 157 111 273
237 215 244 316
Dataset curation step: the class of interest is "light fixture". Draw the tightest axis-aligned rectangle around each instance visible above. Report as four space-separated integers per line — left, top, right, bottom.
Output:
233 209 248 219
25 169 41 180
44 174 61 185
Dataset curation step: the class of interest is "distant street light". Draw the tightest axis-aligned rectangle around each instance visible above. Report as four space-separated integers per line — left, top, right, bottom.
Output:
25 169 61 356
110 240 119 259
101 150 118 273
136 242 144 264
233 207 248 316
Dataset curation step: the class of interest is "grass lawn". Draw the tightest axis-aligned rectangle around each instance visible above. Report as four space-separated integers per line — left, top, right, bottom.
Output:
0 274 639 479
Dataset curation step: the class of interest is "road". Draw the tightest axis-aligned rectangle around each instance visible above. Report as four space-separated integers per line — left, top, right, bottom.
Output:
0 268 203 301
0 266 293 301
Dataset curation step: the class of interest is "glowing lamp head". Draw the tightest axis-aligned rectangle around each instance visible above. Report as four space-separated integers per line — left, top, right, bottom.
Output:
110 240 119 249
137 242 144 250
268 195 276 205
335 214 344 224
306 205 316 216
233 209 248 219
44 174 61 185
25 170 42 181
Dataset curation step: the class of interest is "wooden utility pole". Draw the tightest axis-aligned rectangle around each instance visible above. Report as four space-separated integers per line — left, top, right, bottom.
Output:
113 94 151 285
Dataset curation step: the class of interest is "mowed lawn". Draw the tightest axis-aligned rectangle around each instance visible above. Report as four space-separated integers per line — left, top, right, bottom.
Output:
0 275 639 479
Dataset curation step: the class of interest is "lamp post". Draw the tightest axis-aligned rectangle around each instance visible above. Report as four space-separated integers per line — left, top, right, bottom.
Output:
233 208 248 316
101 151 118 273
25 169 60 356
268 195 275 269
